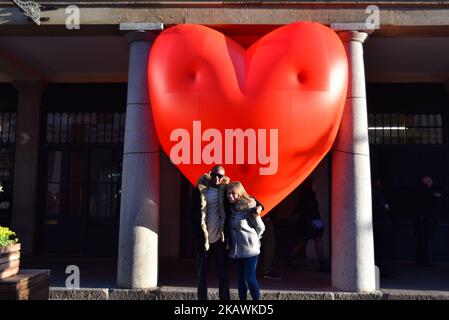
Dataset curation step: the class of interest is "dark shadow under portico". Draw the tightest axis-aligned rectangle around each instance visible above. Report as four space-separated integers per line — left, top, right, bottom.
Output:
21 256 449 298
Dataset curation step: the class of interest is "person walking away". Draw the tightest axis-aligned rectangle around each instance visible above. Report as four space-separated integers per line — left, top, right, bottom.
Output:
289 178 329 272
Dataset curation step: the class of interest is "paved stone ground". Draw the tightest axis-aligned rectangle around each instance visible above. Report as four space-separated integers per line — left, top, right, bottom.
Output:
21 256 449 300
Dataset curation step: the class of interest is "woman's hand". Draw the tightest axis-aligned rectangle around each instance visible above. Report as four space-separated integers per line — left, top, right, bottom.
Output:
256 205 263 215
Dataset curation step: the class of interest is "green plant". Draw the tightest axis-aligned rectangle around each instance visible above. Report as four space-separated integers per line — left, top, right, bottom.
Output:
0 226 18 248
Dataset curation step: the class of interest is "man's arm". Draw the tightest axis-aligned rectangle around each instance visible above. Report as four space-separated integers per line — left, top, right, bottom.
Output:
252 196 265 211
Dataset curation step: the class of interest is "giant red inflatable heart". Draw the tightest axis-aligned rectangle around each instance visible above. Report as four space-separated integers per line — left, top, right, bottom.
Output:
148 22 347 215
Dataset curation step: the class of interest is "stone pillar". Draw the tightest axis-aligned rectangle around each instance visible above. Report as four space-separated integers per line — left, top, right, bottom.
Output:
331 31 376 292
11 81 46 256
117 30 161 288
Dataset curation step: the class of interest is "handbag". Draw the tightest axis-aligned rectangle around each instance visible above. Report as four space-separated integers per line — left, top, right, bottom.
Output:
311 219 324 230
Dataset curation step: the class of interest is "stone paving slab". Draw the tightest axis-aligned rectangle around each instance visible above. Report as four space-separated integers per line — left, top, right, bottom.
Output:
381 289 449 300
48 286 449 300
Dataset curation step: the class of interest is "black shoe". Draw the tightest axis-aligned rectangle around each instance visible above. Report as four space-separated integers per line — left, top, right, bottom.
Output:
264 270 283 280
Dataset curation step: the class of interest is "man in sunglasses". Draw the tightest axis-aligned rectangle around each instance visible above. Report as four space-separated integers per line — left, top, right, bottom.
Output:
188 165 230 300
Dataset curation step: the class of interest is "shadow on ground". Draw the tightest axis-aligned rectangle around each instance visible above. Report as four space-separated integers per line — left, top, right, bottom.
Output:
21 256 449 293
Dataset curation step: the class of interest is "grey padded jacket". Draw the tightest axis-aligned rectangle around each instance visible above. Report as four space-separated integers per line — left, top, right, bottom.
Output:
228 198 265 259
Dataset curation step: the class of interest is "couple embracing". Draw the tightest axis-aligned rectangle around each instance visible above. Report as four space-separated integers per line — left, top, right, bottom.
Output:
188 165 265 300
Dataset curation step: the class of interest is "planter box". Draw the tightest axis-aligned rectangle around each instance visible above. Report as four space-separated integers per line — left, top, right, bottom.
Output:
0 243 20 280
0 269 50 300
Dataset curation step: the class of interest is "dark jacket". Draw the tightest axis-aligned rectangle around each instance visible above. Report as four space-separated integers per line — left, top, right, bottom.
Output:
414 181 437 228
294 189 321 221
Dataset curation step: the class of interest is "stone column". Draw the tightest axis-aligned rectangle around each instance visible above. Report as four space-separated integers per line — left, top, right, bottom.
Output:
117 29 161 288
11 81 46 256
331 31 376 292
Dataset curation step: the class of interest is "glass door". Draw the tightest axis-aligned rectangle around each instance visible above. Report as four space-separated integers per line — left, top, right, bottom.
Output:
40 149 87 255
0 111 16 227
39 110 125 256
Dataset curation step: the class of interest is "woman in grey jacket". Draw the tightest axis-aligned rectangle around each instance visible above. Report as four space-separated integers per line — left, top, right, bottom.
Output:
226 181 265 300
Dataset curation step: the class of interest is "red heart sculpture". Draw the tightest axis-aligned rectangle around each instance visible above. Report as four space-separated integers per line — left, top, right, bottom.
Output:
148 22 347 215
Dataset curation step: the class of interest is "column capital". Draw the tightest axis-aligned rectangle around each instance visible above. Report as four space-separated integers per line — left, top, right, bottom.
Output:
337 31 369 44
12 81 47 93
120 23 164 44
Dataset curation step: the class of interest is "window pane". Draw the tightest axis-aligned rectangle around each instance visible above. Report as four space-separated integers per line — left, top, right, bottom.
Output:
371 113 444 145
113 113 120 143
406 114 414 126
120 114 126 143
48 151 62 182
98 113 105 143
369 127 375 144
428 114 436 127
0 147 13 214
413 114 421 126
105 113 113 143
420 114 428 127
407 127 415 144
9 113 16 143
436 114 443 127
390 114 398 144
383 113 390 144
61 113 68 143
89 184 110 218
368 114 375 144
46 113 54 143
398 114 406 144
422 128 429 144
90 150 112 183
75 113 83 143
46 183 60 216
413 114 421 144
84 113 91 143
69 152 83 183
429 127 437 144
0 113 3 140
437 128 444 144
68 113 75 143
54 113 61 143
67 183 82 216
45 112 125 145
0 151 11 180
2 113 10 143
90 113 97 144
375 114 383 144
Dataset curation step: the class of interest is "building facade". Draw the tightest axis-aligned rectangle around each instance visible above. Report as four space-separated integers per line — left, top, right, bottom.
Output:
0 0 448 292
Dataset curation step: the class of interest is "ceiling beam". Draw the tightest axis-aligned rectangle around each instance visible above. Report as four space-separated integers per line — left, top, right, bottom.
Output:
0 48 44 81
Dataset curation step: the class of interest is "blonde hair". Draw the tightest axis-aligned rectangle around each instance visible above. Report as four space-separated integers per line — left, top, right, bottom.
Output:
227 181 253 203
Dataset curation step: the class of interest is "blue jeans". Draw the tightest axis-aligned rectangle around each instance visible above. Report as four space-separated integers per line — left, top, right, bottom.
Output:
234 256 260 300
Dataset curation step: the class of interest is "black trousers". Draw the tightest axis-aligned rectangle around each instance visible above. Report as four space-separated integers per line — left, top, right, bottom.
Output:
415 220 432 266
196 241 230 300
373 228 388 269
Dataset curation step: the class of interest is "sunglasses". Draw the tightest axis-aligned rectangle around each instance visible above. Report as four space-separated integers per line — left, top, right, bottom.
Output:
211 172 224 179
